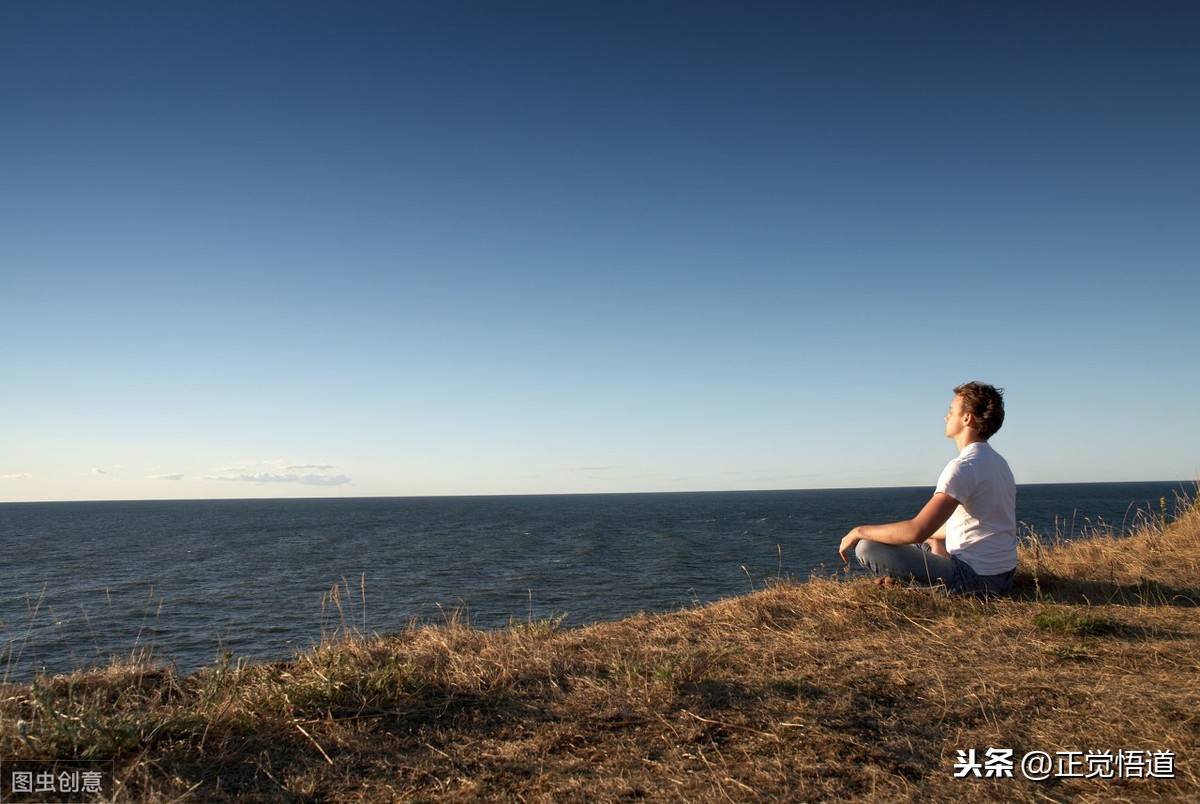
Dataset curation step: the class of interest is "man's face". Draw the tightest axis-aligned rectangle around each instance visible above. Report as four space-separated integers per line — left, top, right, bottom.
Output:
945 395 969 439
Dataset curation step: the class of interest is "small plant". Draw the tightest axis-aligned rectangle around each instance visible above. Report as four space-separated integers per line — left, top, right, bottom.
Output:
2 586 49 685
1033 607 1124 636
507 612 568 632
616 644 739 689
320 574 369 644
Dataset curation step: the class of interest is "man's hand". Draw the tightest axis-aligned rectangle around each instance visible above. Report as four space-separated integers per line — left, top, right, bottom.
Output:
840 494 959 561
839 528 862 563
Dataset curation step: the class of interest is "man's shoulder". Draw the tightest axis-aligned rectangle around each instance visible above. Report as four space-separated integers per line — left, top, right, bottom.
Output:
940 442 1009 483
963 441 1015 485
960 441 1009 464
937 452 974 490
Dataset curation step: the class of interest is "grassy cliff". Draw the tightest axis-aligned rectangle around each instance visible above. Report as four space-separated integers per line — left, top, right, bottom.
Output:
3 493 1198 802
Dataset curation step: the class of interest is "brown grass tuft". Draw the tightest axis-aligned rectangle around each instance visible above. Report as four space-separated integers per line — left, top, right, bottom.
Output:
3 494 1199 801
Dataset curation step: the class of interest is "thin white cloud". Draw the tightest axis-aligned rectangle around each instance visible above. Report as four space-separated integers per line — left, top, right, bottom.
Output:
204 460 350 488
150 473 185 481
208 472 351 487
92 468 108 475
1 474 29 481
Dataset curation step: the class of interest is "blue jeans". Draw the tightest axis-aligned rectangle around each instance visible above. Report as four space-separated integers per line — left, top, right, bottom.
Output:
854 541 1015 598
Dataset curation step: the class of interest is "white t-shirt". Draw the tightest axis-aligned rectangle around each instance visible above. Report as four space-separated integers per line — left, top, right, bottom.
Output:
936 441 1017 576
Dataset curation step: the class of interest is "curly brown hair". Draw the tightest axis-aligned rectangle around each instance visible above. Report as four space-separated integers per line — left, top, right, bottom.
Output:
954 381 1006 440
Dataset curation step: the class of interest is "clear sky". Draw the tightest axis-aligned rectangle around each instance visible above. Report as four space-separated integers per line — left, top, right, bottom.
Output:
3 1 1198 502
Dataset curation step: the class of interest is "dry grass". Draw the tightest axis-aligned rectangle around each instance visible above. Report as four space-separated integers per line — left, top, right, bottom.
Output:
3 496 1199 802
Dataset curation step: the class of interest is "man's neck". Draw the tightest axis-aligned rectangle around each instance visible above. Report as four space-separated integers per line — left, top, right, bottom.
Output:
955 433 986 452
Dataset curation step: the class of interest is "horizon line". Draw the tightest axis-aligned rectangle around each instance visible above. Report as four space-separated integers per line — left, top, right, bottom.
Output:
2 478 1195 506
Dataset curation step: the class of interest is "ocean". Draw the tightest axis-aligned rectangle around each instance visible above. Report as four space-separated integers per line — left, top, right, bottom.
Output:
1 481 1191 681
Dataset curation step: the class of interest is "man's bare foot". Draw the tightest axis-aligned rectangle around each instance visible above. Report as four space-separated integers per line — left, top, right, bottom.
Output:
873 577 897 589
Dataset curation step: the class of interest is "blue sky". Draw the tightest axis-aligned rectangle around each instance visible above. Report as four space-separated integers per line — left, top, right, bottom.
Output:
3 1 1198 502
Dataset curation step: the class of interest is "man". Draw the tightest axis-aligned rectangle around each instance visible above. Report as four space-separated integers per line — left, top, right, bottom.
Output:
838 382 1017 597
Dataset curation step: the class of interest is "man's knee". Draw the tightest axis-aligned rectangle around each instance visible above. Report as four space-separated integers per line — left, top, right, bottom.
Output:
853 538 886 571
854 540 933 585
852 539 869 567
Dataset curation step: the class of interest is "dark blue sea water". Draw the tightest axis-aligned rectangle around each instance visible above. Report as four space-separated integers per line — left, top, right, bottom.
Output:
0 481 1191 681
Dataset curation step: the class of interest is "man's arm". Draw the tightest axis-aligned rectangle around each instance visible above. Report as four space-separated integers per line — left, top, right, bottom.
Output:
838 492 960 562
